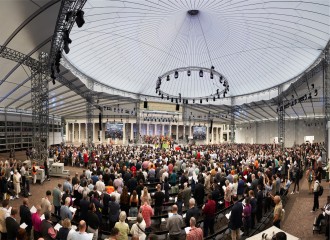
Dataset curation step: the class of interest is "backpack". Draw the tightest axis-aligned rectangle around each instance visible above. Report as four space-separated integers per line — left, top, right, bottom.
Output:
318 185 323 196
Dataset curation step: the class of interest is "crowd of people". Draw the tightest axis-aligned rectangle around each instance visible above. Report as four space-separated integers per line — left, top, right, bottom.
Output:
0 142 329 240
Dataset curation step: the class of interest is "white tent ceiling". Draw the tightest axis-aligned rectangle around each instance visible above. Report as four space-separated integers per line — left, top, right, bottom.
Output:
66 0 330 98
0 0 329 121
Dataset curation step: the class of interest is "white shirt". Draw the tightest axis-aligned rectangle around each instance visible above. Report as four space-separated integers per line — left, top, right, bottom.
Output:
130 220 146 240
67 230 92 240
111 191 121 203
95 180 105 192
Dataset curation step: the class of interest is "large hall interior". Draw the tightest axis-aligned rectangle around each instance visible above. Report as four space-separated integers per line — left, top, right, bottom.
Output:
0 1 330 240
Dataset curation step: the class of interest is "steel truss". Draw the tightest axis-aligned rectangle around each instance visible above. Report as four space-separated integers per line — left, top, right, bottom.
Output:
278 86 285 150
230 98 235 143
86 79 94 147
324 43 330 155
136 102 141 143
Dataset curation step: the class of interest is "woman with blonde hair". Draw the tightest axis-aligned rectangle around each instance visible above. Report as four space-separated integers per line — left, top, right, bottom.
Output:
141 187 151 204
58 218 71 240
114 211 129 240
129 190 139 217
224 180 232 208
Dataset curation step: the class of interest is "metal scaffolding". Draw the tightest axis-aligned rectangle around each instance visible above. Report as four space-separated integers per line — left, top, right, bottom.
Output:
278 86 285 150
324 44 330 156
230 98 235 143
31 52 49 164
136 102 141 143
86 79 94 147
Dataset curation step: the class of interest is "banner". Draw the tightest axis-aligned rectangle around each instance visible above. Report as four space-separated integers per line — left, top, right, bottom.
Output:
193 126 206 140
105 122 123 139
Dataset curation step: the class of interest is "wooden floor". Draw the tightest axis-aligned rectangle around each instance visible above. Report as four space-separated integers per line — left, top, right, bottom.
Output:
0 151 329 239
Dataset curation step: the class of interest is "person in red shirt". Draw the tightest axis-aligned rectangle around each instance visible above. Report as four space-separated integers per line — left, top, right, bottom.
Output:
202 194 216 237
139 200 154 233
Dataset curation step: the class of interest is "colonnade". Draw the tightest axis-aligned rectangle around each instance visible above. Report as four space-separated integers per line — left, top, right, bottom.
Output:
65 121 224 145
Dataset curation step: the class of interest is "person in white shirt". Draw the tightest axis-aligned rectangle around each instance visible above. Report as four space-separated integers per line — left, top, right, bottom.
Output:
0 200 10 239
67 220 90 240
95 175 105 192
13 170 21 199
130 214 146 240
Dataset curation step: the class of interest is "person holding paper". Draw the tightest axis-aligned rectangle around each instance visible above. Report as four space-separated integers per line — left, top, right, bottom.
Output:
67 220 90 240
202 194 216 238
228 195 243 240
40 212 57 240
5 207 19 240
86 203 100 240
0 199 10 240
166 205 183 240
31 205 42 240
12 170 20 199
57 218 71 240
186 217 203 240
60 197 74 220
19 198 32 238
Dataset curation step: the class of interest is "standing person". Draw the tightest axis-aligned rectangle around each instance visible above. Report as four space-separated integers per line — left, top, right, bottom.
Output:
53 184 62 217
229 195 243 240
249 190 257 229
109 196 120 231
166 205 183 240
31 162 37 185
242 197 252 236
114 211 129 240
130 214 146 240
186 217 203 240
40 212 57 240
41 190 52 213
193 179 205 207
185 198 200 227
67 221 89 240
153 184 165 216
311 179 320 212
224 180 231 208
0 200 10 240
31 205 42 240
305 166 315 194
13 170 21 199
20 163 31 196
291 165 300 194
5 208 19 240
139 200 154 233
86 203 100 240
271 195 283 229
202 194 216 237
60 197 74 221
19 198 32 239
129 190 139 217
256 185 263 223
182 183 191 211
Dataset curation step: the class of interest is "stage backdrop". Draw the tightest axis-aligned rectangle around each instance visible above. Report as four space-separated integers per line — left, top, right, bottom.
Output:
105 122 123 139
193 126 206 140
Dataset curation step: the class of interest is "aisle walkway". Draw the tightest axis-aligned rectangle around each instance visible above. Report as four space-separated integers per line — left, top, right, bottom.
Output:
282 175 329 240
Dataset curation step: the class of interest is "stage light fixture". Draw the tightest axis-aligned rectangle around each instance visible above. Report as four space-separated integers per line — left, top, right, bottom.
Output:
161 94 164 99
213 96 215 101
311 84 315 89
206 98 208 102
193 99 195 103
210 72 213 79
167 75 170 81
200 99 202 103
219 76 223 83
314 89 318 96
199 70 203 77
174 71 178 79
187 70 191 76
75 10 85 28
211 65 215 70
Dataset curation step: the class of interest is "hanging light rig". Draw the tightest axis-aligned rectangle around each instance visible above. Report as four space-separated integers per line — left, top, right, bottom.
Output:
155 66 230 103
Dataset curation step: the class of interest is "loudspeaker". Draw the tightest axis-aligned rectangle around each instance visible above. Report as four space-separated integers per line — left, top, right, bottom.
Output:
99 112 102 130
176 104 180 111
144 101 148 109
209 120 213 133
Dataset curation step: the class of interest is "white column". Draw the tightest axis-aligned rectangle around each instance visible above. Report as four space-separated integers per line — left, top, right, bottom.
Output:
162 124 164 136
92 123 95 143
130 123 134 141
176 125 179 141
147 123 149 135
100 122 103 144
206 126 209 144
123 123 126 144
211 127 214 144
72 123 75 143
189 124 192 137
65 122 69 142
216 127 219 143
169 124 172 137
183 124 186 141
78 123 81 143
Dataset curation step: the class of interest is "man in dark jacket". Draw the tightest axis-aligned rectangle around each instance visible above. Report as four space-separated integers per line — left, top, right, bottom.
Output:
229 195 243 240
194 179 205 207
185 198 200 227
6 208 19 240
19 198 32 236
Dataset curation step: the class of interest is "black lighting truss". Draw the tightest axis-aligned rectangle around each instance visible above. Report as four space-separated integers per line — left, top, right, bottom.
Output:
155 66 230 102
230 98 235 143
0 45 49 165
48 0 87 68
136 102 141 143
324 43 330 154
86 79 94 147
278 86 285 150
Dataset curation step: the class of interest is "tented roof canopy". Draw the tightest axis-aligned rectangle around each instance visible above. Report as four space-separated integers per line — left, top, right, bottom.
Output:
66 0 330 97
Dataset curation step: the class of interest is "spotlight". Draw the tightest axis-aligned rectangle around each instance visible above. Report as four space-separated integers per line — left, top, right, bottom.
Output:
158 91 161 96
187 70 191 76
311 84 315 89
161 94 164 99
167 75 170 81
200 99 202 104
217 89 219 94
210 72 213 79
186 99 188 104
193 99 195 103
174 71 178 79
199 70 203 77
211 65 215 70
63 30 72 44
206 98 208 102
213 96 215 101
171 98 173 102
75 10 85 28
219 76 223 83
314 89 318 96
